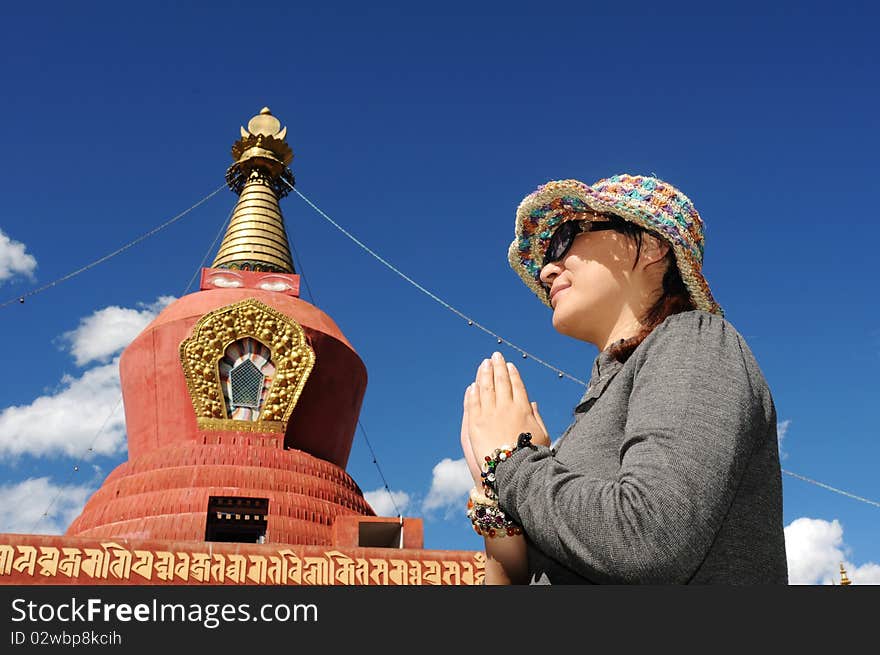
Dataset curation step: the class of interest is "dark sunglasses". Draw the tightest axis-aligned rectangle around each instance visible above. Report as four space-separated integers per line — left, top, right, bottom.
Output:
542 217 618 268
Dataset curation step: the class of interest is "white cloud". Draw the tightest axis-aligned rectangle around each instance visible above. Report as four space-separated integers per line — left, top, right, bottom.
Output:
422 457 473 515
62 295 175 366
0 228 37 283
364 488 411 517
0 359 125 459
777 419 791 460
0 296 176 461
851 563 880 584
784 517 880 584
0 477 95 535
0 296 176 460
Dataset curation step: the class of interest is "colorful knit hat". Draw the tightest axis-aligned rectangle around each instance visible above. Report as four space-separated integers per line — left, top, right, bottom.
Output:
508 174 723 316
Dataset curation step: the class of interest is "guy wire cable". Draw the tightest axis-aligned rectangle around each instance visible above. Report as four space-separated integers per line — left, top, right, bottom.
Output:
286 219 403 519
21 396 123 534
1 182 227 310
289 182 880 511
285 180 586 385
182 201 237 296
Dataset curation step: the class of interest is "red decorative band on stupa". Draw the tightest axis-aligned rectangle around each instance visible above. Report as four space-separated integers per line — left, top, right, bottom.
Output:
66 436 374 545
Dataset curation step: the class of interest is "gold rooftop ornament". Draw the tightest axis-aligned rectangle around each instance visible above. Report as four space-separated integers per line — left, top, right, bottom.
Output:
212 107 297 273
839 563 852 586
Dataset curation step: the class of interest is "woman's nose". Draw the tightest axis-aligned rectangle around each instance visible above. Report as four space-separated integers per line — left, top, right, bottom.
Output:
539 262 559 287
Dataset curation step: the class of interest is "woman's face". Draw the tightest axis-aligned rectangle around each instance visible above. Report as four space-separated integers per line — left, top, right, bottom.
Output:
538 226 667 345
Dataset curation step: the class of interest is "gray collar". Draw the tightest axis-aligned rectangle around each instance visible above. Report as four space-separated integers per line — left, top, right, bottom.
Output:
575 339 626 413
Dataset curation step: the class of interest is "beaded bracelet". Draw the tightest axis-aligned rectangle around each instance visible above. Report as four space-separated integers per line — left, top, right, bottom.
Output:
466 488 522 538
469 486 498 507
480 432 536 501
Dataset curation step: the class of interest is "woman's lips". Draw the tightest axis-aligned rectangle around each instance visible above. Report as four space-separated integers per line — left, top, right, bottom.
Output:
550 286 569 305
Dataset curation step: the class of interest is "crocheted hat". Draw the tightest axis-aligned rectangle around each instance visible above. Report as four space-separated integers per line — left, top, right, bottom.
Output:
508 174 723 316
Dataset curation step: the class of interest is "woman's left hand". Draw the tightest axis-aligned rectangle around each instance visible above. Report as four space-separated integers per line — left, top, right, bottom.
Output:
466 352 551 467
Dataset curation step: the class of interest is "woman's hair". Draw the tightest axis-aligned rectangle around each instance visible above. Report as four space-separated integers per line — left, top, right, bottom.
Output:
603 215 696 362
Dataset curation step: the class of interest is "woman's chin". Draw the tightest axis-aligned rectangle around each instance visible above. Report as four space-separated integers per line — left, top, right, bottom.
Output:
552 301 600 342
551 307 577 336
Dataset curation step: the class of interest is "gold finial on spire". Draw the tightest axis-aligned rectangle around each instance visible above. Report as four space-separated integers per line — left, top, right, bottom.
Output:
839 563 852 586
212 107 296 273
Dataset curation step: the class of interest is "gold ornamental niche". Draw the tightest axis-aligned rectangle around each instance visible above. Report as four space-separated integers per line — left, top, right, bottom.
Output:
180 299 315 432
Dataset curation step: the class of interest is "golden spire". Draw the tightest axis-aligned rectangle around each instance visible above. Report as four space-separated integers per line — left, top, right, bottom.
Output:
211 107 296 273
839 563 852 586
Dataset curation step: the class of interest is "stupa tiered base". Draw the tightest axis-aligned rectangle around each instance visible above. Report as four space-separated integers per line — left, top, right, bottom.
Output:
67 435 375 545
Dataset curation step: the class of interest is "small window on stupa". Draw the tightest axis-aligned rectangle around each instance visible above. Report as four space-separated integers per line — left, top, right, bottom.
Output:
229 359 264 410
205 496 268 544
219 337 274 421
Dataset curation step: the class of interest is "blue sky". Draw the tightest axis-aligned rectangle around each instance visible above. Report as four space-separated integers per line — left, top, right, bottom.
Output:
0 1 877 584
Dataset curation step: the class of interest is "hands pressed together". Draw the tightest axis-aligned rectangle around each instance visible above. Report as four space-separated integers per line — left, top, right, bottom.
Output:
460 351 551 489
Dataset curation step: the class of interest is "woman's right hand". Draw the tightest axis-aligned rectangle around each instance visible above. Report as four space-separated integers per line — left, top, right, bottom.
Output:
460 386 549 489
460 393 483 488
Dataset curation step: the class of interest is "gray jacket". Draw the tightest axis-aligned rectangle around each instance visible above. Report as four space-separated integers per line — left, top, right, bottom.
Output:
495 310 788 584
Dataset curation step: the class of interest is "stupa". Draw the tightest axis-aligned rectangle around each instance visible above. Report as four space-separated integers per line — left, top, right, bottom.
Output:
0 108 484 585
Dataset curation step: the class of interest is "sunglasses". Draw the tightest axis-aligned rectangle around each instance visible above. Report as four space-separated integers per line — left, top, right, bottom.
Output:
542 217 618 268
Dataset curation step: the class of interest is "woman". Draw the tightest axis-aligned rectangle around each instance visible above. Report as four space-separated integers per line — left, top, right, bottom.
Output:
460 175 788 584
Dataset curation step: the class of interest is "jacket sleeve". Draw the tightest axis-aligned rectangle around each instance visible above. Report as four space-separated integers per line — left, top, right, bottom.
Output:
494 312 771 583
